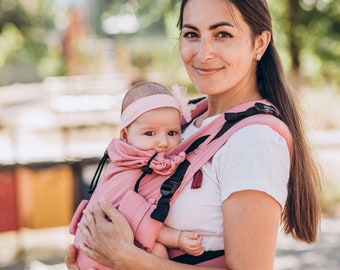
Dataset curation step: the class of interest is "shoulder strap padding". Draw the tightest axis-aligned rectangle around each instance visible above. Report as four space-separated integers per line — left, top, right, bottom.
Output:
174 112 292 202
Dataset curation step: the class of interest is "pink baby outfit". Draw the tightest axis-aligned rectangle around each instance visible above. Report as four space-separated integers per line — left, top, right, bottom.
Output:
69 138 186 270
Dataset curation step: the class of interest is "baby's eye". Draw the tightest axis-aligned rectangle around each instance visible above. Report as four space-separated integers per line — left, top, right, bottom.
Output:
145 131 155 136
168 131 178 136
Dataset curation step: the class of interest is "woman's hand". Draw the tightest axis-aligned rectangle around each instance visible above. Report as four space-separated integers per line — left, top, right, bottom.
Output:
64 244 79 270
71 200 224 270
78 200 135 268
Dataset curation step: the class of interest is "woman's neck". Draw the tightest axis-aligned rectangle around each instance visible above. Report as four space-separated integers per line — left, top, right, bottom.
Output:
209 87 262 113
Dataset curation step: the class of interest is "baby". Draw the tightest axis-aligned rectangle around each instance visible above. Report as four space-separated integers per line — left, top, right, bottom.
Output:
70 82 204 269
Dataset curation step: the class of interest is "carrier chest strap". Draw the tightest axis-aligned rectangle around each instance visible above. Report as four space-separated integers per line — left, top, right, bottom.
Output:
151 102 280 222
150 159 191 221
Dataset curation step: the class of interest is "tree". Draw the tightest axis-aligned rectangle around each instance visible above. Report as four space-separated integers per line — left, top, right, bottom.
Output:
269 0 340 87
100 0 178 36
0 0 65 85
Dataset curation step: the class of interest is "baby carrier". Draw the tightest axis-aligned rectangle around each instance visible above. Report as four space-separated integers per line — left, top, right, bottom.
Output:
69 98 292 269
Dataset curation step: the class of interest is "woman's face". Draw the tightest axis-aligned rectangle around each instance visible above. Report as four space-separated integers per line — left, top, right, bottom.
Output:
179 0 258 97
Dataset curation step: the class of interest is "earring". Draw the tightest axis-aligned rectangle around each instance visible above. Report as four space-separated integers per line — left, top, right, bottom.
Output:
256 54 262 61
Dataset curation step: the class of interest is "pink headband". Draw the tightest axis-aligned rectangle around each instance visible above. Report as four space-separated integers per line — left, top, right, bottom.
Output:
120 94 181 130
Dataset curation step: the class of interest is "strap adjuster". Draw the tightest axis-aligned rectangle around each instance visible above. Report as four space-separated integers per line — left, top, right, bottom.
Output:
160 178 181 196
254 103 280 117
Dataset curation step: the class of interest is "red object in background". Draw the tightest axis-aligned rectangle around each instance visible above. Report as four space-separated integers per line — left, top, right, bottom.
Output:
0 167 19 232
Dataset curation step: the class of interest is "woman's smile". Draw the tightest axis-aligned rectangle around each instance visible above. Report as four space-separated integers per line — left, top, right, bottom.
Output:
193 66 224 76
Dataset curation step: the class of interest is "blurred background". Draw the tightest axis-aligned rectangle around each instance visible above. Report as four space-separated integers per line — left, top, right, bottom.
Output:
0 0 339 269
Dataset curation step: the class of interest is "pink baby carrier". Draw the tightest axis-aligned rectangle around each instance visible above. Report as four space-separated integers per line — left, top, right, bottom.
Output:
69 98 292 269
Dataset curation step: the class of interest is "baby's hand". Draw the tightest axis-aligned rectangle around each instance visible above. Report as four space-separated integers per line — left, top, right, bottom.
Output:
178 231 204 256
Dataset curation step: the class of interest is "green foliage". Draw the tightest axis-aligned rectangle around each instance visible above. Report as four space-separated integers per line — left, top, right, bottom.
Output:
0 0 65 85
294 0 339 85
0 23 23 67
268 0 340 87
101 0 178 35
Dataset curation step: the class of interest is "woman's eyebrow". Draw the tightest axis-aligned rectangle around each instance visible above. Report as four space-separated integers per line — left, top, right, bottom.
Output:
182 24 198 30
209 21 234 30
182 22 234 31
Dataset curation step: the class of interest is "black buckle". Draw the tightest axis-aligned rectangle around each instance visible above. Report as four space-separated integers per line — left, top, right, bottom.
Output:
254 103 280 117
160 178 181 196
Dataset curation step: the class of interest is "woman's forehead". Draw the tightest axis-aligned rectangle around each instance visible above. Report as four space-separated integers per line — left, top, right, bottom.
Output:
182 0 247 31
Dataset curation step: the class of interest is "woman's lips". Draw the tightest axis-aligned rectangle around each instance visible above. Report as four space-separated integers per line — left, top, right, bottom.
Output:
193 66 223 76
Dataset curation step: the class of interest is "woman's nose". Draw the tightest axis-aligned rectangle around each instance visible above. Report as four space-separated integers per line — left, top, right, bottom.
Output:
197 37 214 62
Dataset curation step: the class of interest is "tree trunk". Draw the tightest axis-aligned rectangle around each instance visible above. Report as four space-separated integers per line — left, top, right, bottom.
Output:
287 0 305 88
287 0 301 70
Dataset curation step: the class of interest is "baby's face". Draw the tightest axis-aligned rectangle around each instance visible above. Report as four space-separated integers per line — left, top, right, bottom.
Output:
121 107 181 152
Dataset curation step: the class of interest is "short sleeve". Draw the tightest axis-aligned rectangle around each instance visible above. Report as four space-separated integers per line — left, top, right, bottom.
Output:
216 124 290 209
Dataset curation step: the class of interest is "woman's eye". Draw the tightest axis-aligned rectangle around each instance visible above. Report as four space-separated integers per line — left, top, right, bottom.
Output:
217 31 232 38
182 31 198 38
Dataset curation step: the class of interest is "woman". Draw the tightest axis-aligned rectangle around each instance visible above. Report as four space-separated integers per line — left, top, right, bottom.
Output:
66 0 321 269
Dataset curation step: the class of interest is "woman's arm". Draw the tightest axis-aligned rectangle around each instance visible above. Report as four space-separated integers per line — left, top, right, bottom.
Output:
67 191 281 270
222 190 281 270
77 201 224 270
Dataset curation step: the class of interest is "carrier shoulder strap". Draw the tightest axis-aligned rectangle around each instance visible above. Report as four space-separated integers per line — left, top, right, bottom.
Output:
151 101 292 222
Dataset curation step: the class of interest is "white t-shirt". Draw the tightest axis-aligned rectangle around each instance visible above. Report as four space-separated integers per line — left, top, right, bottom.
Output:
165 115 290 251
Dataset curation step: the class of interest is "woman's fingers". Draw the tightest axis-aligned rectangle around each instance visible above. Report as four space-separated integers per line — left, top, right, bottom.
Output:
100 200 118 220
78 221 92 246
64 244 79 270
98 200 134 243
77 201 135 268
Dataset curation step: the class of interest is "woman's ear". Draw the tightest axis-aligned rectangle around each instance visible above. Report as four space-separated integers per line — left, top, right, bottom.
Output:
254 30 271 61
120 128 128 142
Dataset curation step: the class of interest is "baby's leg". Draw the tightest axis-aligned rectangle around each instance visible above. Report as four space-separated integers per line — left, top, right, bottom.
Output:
151 242 169 259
